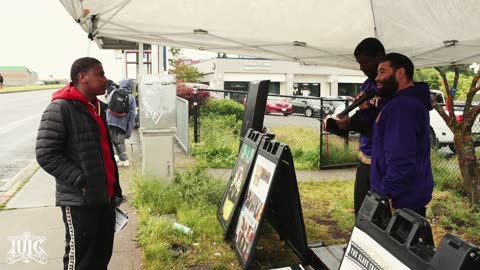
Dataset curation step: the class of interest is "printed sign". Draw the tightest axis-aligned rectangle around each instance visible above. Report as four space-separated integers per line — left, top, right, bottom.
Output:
340 228 409 270
219 143 255 228
234 155 275 262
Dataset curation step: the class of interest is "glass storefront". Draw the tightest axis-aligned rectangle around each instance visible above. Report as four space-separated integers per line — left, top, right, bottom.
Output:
293 83 320 97
338 83 362 97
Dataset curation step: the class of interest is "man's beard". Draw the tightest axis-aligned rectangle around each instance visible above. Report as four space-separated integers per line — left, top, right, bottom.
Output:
377 74 398 98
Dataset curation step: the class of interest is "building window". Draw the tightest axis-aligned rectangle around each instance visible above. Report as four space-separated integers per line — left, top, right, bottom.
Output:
293 83 320 97
224 81 249 103
338 83 362 97
269 82 280 94
224 81 249 92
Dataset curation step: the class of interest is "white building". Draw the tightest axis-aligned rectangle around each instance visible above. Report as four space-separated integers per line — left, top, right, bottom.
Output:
191 58 367 97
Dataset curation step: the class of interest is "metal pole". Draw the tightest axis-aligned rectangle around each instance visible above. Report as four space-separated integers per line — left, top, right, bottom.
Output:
193 88 199 143
345 99 350 148
138 42 144 75
163 46 167 72
319 98 323 169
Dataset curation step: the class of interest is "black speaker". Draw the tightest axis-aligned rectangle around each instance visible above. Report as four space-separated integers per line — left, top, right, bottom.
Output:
240 80 270 138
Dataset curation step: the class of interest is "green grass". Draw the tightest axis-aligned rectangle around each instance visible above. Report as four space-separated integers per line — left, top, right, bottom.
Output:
190 115 242 168
133 162 480 269
270 126 320 170
132 166 239 270
320 136 359 167
0 84 63 93
430 150 463 192
299 181 355 245
192 113 358 169
132 165 357 269
428 191 480 246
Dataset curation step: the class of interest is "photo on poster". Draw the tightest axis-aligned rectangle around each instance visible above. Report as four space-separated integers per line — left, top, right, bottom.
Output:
234 155 276 263
219 143 255 226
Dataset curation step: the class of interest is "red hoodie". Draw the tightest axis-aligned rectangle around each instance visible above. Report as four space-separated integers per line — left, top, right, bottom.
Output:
52 83 116 199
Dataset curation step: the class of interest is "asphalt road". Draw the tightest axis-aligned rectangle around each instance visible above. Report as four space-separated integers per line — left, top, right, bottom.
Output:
264 113 323 131
0 89 58 187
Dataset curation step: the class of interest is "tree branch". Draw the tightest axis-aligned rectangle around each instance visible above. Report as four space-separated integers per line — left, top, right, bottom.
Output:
464 71 480 114
463 104 480 133
434 102 453 125
434 67 455 118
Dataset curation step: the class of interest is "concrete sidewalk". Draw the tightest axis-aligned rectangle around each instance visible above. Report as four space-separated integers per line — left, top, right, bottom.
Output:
0 140 143 270
0 131 356 269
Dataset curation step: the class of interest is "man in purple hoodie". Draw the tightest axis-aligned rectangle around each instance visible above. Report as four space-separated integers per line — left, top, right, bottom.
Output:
372 53 434 217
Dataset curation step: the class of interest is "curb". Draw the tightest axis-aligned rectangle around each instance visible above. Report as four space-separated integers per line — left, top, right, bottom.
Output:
0 159 39 205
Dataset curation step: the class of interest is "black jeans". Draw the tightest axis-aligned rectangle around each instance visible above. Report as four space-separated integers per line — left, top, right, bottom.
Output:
354 162 371 217
61 204 115 270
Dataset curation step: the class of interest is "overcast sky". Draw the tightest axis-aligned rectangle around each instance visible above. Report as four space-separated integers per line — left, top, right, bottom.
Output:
0 0 216 81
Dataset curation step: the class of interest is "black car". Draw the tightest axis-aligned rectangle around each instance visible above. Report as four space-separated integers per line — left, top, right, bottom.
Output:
290 98 333 118
320 96 349 114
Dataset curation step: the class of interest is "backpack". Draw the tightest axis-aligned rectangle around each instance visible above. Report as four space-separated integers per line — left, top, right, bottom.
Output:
108 89 129 115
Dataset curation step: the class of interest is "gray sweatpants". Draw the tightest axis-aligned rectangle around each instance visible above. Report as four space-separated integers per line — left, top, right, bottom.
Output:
109 126 128 161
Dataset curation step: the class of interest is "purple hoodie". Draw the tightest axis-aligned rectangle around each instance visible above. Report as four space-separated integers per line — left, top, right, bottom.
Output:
357 78 380 157
370 82 434 209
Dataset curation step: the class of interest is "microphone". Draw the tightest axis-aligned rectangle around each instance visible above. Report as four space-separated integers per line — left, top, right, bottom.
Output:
337 88 376 117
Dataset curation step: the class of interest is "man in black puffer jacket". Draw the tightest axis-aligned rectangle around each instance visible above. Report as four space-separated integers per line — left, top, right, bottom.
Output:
36 57 123 270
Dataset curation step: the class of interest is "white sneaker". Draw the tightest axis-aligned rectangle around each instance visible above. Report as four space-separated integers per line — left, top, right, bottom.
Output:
117 160 130 167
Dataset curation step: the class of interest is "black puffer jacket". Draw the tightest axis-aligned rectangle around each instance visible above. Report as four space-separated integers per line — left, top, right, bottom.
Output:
36 91 122 207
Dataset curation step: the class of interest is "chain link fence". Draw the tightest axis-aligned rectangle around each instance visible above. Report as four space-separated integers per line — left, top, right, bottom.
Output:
429 104 480 190
187 88 475 186
189 89 358 170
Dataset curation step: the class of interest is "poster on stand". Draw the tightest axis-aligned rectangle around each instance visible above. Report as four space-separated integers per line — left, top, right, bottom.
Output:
219 142 256 229
234 155 275 263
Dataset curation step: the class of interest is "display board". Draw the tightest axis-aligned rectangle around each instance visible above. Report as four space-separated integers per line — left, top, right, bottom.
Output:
233 138 279 267
240 80 270 138
340 192 480 270
230 138 318 269
218 129 263 237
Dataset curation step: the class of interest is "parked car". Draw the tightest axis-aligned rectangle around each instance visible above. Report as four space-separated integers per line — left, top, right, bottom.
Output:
243 96 292 116
321 96 349 115
266 96 292 116
182 82 223 99
290 97 332 118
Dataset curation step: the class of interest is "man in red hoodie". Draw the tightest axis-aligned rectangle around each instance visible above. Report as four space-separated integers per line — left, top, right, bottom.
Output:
36 57 123 270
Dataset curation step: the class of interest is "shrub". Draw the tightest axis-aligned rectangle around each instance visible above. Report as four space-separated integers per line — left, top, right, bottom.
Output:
176 83 211 115
201 99 245 121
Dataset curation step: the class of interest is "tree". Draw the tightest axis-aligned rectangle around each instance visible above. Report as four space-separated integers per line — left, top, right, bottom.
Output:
433 65 480 205
168 47 204 83
414 68 441 90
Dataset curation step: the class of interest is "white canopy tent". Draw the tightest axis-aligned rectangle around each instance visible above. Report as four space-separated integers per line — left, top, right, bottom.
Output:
59 0 480 69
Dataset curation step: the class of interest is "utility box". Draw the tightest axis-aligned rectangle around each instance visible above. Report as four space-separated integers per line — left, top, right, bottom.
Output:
141 129 175 181
137 74 177 183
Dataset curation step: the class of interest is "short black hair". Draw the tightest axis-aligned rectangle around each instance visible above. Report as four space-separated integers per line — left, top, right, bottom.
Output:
354 37 386 57
70 57 102 85
380 53 414 81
